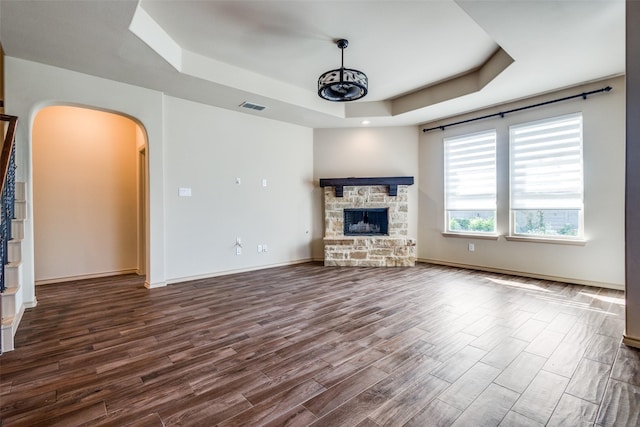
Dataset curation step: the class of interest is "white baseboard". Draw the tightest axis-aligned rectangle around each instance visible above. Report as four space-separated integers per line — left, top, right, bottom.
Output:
13 302 25 336
145 280 167 289
418 258 624 291
35 269 139 285
165 258 314 286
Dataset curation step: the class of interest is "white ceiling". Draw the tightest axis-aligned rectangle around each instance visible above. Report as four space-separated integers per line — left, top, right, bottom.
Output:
0 0 625 129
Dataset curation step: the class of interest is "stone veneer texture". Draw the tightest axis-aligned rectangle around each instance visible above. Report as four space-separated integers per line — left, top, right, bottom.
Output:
323 185 416 267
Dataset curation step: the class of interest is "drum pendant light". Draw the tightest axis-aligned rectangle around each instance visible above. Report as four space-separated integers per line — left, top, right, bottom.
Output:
318 39 368 102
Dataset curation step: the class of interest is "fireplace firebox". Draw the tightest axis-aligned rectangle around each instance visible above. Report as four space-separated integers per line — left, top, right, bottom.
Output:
344 208 389 236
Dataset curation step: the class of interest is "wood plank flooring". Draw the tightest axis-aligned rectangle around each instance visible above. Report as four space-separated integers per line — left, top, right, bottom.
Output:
1 262 639 426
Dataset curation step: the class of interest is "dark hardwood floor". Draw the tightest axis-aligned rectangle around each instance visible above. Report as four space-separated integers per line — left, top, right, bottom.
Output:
1 262 638 426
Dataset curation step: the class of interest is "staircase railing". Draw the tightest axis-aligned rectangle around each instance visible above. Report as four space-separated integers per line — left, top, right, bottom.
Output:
0 114 18 293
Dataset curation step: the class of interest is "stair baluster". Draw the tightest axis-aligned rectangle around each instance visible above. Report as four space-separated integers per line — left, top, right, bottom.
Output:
0 114 18 294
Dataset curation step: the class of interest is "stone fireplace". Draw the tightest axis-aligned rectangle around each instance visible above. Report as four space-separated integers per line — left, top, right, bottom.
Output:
320 177 416 267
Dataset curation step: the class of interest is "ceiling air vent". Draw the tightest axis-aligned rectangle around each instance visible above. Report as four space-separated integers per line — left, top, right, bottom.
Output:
239 101 266 111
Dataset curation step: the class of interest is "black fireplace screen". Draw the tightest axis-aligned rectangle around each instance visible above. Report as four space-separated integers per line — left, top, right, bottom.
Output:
344 208 389 236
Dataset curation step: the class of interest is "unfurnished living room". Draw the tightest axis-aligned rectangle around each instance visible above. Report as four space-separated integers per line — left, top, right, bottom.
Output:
0 0 639 426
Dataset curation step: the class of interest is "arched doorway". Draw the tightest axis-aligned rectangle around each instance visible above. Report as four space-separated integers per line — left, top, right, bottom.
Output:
32 105 147 284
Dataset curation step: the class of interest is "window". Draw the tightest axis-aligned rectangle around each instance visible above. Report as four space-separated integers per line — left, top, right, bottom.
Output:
444 130 497 234
509 113 583 239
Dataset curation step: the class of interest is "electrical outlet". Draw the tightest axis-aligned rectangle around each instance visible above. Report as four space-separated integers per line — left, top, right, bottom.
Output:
257 244 263 253
468 242 475 252
263 244 268 252
236 246 242 255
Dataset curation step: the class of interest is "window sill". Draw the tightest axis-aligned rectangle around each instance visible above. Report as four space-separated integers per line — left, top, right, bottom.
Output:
504 235 587 246
442 232 500 241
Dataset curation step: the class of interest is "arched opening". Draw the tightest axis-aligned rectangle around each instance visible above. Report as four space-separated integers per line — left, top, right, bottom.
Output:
32 105 147 284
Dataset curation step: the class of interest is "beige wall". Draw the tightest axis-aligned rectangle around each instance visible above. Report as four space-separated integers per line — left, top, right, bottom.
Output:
313 126 419 259
5 57 316 295
163 96 314 282
5 55 628 301
312 83 625 288
419 76 625 288
6 57 166 303
33 106 139 282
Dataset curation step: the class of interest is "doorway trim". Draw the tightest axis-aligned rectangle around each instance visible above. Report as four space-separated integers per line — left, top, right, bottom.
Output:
138 146 147 276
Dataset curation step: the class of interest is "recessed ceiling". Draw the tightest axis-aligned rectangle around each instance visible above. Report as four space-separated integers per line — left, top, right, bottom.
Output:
139 0 497 101
0 0 625 128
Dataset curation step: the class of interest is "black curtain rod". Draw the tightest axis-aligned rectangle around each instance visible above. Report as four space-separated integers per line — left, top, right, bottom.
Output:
422 86 612 133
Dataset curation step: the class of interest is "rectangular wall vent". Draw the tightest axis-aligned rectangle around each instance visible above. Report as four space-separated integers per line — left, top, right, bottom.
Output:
239 101 267 111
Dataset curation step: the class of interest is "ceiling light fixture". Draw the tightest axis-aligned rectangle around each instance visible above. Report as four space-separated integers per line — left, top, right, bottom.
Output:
318 39 368 102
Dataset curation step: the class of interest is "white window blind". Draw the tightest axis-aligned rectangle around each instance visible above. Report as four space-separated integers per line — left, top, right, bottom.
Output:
444 130 497 211
510 113 583 210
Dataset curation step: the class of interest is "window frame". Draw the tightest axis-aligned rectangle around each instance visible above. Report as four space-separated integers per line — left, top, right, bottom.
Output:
508 112 585 241
443 129 498 236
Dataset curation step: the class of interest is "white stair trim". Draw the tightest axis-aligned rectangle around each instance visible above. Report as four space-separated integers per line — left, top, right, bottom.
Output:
1 302 25 352
1 181 28 353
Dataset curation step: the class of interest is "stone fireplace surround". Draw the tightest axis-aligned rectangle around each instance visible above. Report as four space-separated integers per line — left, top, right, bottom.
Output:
320 177 416 267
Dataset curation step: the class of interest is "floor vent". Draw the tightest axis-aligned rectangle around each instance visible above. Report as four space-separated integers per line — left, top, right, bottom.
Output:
239 101 266 111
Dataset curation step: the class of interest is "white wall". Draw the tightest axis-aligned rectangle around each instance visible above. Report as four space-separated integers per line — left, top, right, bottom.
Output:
33 106 139 283
313 126 419 259
419 76 625 288
163 96 314 282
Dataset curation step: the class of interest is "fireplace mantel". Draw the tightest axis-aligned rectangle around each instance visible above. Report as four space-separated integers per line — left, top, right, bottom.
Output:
319 176 414 197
